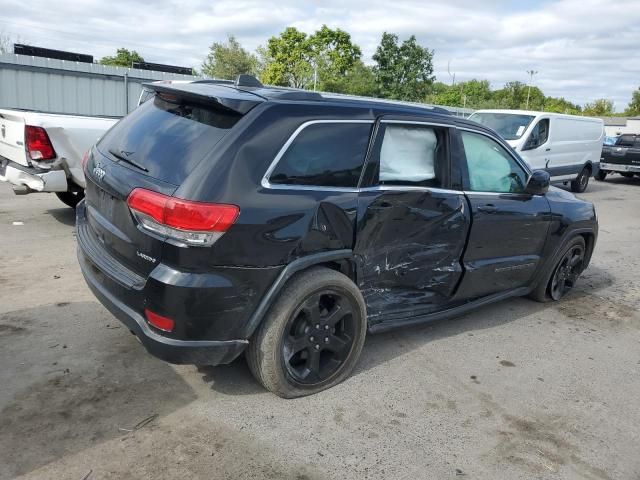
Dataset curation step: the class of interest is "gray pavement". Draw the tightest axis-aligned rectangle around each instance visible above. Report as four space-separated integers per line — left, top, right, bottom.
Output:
1 177 639 480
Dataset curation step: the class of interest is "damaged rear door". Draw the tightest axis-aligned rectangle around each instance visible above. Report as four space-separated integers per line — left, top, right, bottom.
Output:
354 117 470 326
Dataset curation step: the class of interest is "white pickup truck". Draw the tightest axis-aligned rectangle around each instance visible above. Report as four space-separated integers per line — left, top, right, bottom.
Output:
0 109 117 207
0 79 236 208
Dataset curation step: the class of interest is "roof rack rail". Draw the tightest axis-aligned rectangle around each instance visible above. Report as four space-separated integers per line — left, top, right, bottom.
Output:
193 79 234 85
235 74 263 88
320 92 453 115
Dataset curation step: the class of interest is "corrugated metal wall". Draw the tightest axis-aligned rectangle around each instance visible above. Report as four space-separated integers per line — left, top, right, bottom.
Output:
0 53 200 117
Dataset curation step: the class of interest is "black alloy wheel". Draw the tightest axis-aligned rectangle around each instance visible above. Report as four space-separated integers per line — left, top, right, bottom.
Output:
246 267 366 398
282 290 356 385
549 242 585 300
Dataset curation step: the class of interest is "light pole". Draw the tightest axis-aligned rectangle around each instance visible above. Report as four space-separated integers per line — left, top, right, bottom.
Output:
313 62 318 91
526 70 538 109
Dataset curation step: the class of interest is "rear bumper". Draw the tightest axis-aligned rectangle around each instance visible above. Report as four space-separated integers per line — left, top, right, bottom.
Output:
75 200 282 365
0 157 68 192
600 162 640 173
79 249 248 364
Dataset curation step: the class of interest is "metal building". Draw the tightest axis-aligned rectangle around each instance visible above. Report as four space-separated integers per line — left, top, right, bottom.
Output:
0 52 199 118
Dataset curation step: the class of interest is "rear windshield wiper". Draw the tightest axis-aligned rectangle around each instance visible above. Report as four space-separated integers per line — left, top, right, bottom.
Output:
108 149 149 172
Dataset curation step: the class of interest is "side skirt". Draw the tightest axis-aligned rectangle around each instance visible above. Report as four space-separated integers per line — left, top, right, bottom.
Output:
368 286 530 334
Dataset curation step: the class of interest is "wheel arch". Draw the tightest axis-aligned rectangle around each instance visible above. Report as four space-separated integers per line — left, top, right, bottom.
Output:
528 227 596 294
584 161 593 173
240 249 355 339
579 231 597 268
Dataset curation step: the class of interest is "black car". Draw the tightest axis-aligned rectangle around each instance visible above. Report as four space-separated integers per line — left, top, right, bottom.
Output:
77 77 598 398
598 133 640 180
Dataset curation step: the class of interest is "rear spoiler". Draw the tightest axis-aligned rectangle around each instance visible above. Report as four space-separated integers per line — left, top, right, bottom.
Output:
143 82 265 115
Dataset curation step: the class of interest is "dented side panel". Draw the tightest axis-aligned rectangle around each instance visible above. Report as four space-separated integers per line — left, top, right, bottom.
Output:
354 189 470 324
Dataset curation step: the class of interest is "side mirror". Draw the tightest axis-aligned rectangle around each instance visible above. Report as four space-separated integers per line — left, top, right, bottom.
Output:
525 170 550 195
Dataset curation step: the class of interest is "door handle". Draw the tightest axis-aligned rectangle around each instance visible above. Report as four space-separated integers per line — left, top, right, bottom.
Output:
477 204 497 213
545 148 551 151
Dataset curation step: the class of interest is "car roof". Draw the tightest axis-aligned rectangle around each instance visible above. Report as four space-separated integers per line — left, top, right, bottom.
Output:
145 80 456 119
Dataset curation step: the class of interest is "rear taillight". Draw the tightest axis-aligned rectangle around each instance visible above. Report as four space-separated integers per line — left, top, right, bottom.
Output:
25 125 56 161
145 309 175 332
127 188 239 247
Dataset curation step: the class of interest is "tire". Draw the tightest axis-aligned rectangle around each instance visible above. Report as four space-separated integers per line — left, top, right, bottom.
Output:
570 166 590 193
55 190 85 208
529 236 586 303
594 170 607 181
246 267 367 398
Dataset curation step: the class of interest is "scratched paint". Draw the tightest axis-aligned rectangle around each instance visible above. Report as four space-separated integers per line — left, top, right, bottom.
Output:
354 190 470 322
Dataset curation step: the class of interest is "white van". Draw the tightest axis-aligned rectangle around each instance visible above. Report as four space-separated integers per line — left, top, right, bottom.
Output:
468 110 604 192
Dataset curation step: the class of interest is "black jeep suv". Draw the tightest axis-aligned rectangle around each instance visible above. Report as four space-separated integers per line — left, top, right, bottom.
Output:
77 77 598 397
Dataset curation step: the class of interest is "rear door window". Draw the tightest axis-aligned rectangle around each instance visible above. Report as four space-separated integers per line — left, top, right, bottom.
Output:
268 122 372 188
376 123 448 188
97 95 241 185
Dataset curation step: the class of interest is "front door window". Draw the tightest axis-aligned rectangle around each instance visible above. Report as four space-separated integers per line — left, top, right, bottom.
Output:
461 131 528 193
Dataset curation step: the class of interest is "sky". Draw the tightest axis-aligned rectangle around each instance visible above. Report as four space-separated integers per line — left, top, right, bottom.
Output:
1 0 639 111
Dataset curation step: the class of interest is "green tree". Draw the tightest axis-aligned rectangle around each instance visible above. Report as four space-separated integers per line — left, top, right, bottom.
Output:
625 87 640 116
583 98 614 116
309 25 361 89
543 96 582 114
201 35 258 79
99 48 144 67
260 27 314 88
427 79 493 108
372 32 434 101
260 26 362 90
321 60 377 96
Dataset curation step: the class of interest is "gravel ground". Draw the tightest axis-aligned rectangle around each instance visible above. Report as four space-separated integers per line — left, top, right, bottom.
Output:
0 176 639 480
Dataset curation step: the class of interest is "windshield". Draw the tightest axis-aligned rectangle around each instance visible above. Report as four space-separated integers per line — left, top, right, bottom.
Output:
469 113 536 141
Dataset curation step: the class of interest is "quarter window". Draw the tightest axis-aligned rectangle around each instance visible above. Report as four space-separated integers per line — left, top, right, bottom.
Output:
377 124 446 187
461 131 528 193
269 122 372 188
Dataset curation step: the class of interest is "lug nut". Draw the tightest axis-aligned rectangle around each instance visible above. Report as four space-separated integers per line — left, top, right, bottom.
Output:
315 324 321 329
324 337 329 343
315 344 320 350
310 336 315 342
324 325 329 330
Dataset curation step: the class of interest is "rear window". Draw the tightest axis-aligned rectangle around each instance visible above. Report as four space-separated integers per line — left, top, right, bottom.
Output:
98 95 240 185
617 135 638 147
268 122 372 188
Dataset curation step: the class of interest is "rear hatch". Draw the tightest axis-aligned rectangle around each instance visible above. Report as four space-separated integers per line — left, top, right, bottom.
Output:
0 110 29 166
83 86 261 282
